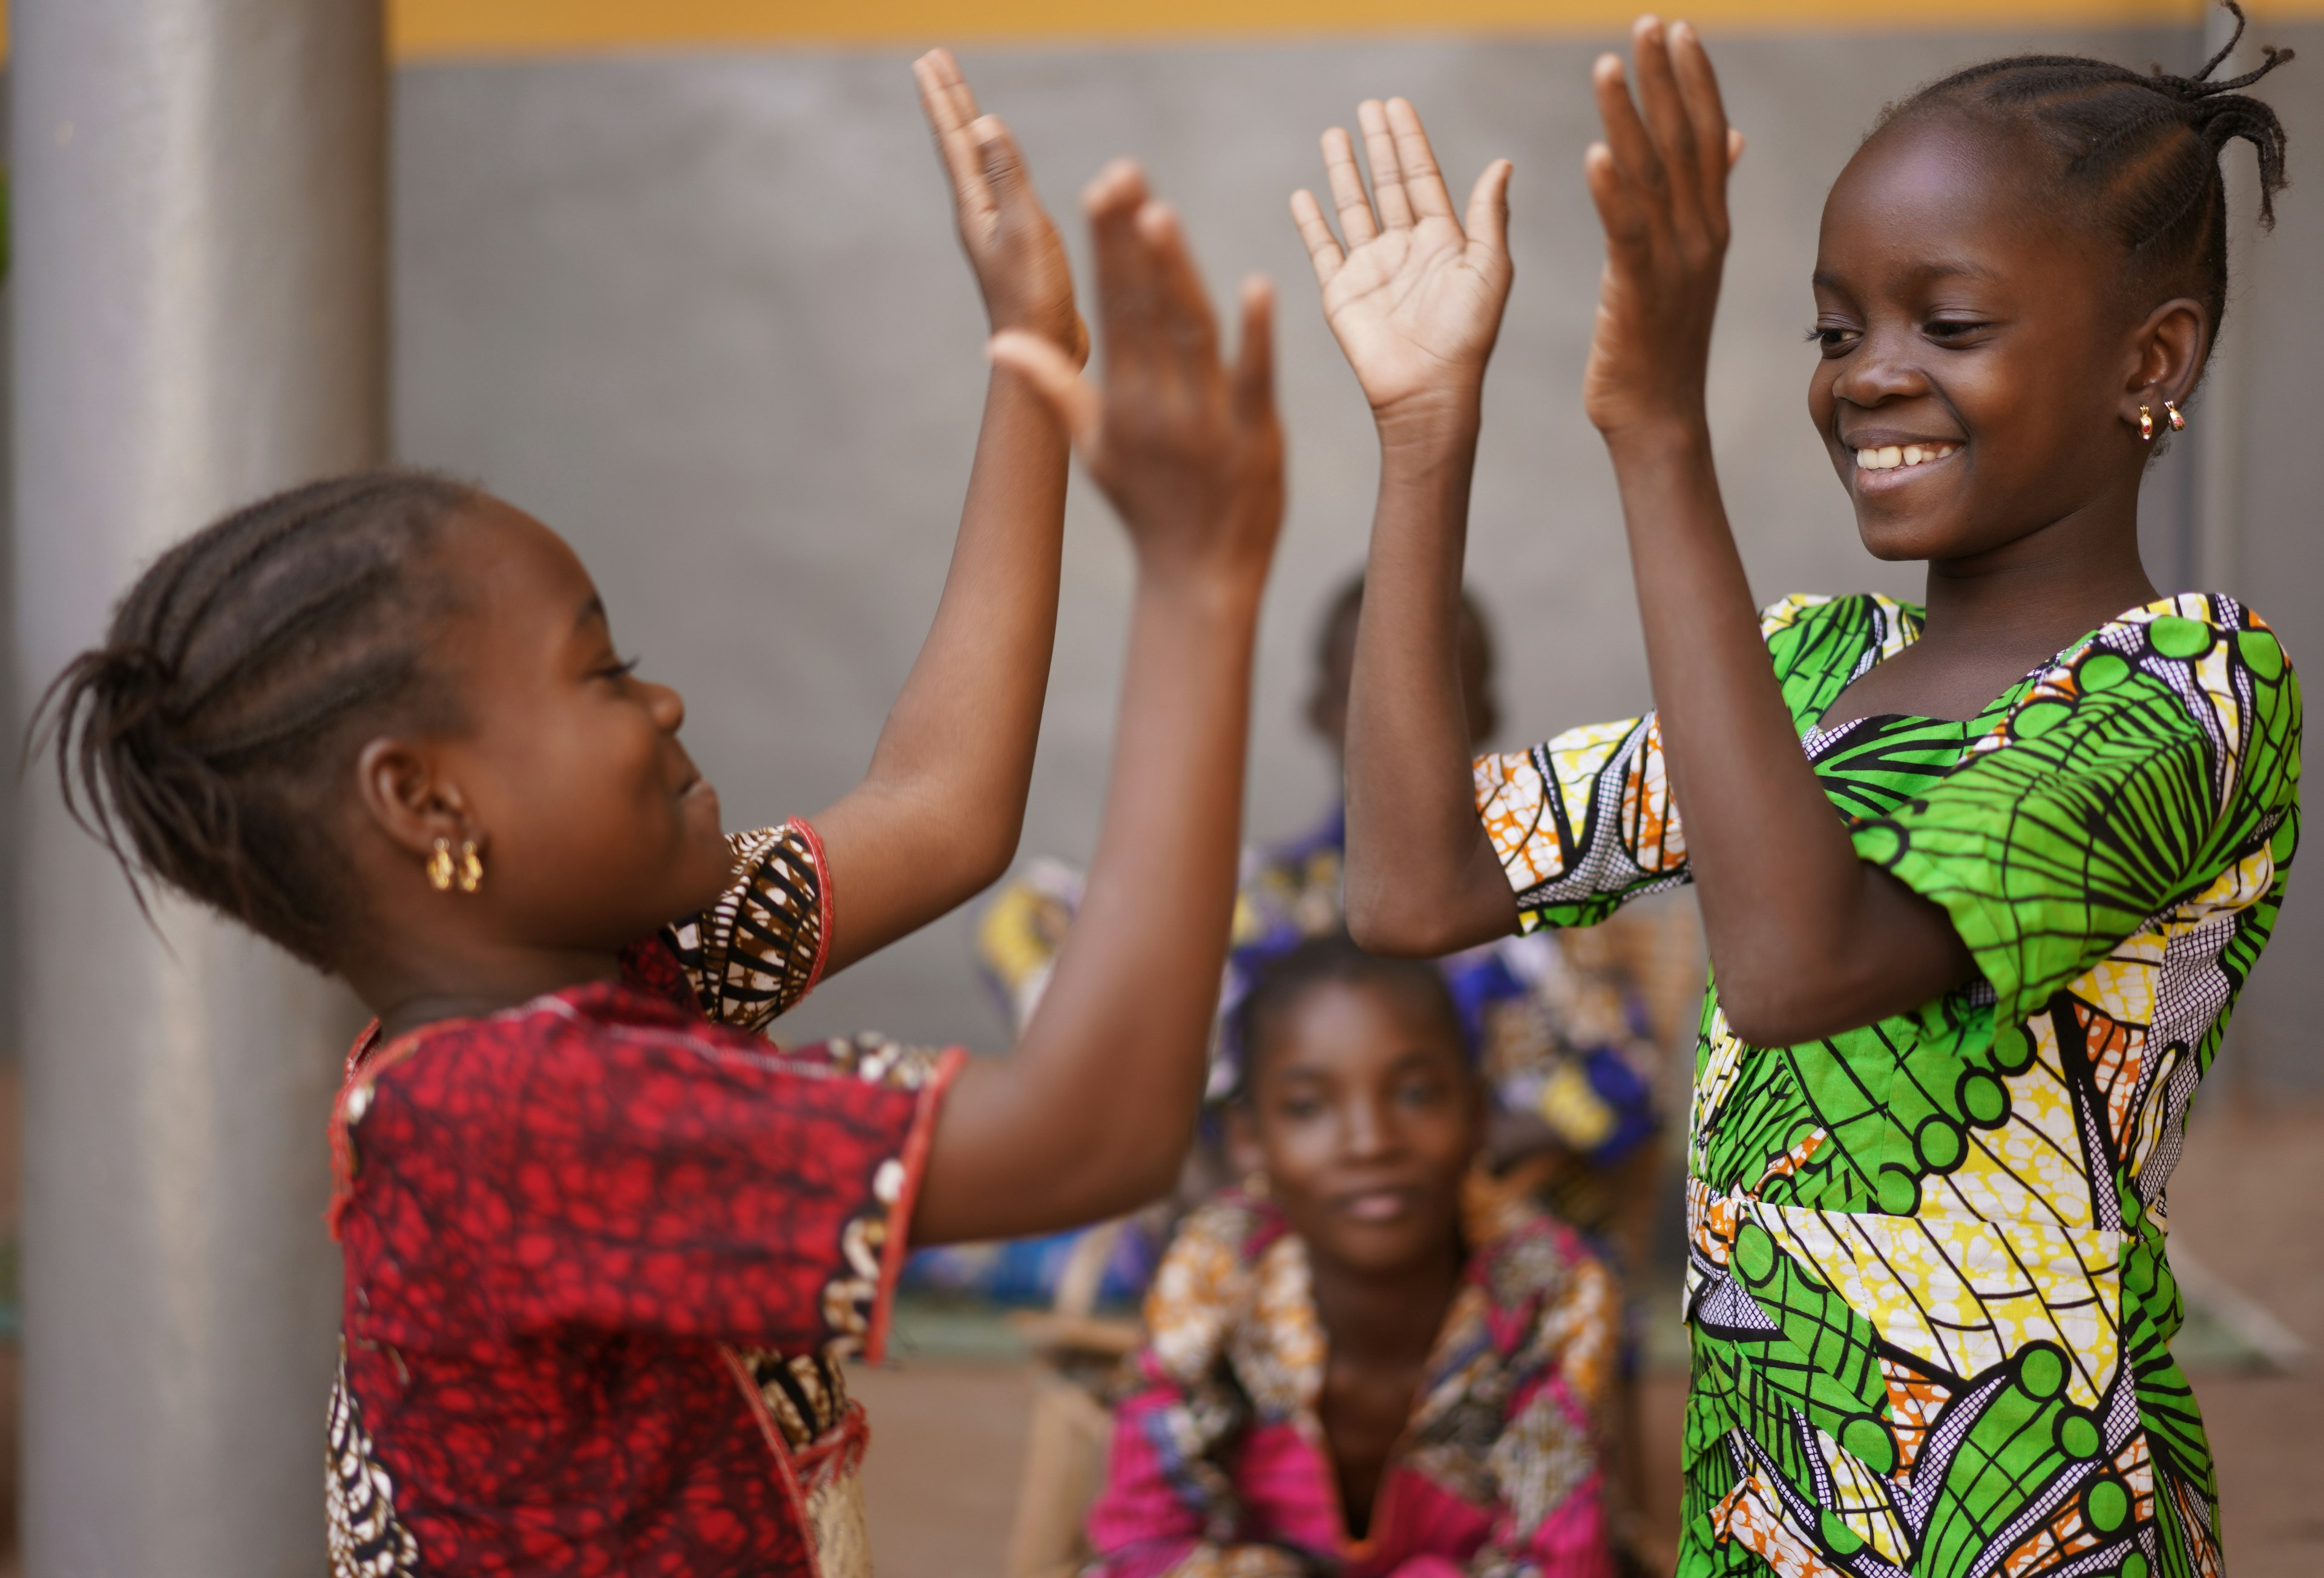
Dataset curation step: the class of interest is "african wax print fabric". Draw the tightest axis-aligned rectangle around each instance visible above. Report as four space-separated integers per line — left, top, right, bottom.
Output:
326 820 965 1578
1474 594 2301 1578
1085 1191 1620 1578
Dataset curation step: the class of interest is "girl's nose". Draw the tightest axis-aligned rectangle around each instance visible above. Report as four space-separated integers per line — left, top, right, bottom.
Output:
1831 326 1931 407
1341 1096 1394 1160
645 680 687 732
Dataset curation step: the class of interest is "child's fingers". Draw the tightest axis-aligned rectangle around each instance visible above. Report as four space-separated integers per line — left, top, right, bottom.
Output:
1591 54 1664 206
1585 141 1650 268
1357 100 1415 231
1321 128 1380 248
989 330 1101 448
1290 189 1347 286
914 52 988 208
971 114 1032 216
1668 22 1735 223
1231 275 1278 428
1137 201 1220 369
1630 18 1703 215
1086 160 1163 369
1384 99 1457 222
1463 159 1514 275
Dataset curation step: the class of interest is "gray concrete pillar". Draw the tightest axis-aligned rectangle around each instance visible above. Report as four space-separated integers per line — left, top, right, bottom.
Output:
10 3 386 1572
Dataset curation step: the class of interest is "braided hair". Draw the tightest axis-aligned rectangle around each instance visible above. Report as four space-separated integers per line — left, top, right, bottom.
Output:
32 470 478 966
1230 931 1468 1103
1884 1 2292 346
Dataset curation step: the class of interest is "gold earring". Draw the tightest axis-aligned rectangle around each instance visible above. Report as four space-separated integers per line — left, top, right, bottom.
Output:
456 839 484 895
2165 399 2187 432
2138 404 2156 442
426 838 456 892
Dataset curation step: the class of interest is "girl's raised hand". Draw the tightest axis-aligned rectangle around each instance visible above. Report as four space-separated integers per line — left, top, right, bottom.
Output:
1292 100 1514 429
991 162 1284 592
914 48 1087 361
1581 18 1745 438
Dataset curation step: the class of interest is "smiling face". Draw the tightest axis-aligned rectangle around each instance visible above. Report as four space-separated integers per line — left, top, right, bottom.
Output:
1808 112 2160 565
413 498 737 953
1233 976 1480 1278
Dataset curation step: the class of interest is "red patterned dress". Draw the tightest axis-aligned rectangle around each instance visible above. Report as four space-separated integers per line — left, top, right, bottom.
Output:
324 821 963 1578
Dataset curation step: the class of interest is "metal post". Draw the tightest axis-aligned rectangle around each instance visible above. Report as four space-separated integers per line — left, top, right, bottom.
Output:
10 4 385 1573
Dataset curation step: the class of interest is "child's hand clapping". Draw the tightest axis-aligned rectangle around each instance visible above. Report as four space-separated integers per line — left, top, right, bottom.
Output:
993 162 1284 591
1292 100 1513 433
1580 18 1745 438
915 48 1087 362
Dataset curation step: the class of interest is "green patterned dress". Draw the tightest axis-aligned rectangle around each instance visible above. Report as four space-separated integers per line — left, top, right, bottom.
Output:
1472 593 2300 1578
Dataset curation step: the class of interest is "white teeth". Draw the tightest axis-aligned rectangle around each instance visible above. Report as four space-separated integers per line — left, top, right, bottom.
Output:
1854 441 1959 472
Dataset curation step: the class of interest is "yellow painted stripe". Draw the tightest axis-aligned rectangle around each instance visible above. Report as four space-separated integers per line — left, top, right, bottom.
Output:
389 0 2324 56
0 0 2315 65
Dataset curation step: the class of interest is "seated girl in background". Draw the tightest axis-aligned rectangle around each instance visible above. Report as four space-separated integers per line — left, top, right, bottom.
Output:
1304 10 2297 1575
1086 933 1619 1578
40 52 1285 1578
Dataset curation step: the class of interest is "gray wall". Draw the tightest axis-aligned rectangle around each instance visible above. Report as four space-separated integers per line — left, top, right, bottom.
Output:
392 25 2315 1075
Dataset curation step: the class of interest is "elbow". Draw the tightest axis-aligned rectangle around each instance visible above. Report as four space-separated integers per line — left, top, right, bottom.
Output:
1344 879 1479 959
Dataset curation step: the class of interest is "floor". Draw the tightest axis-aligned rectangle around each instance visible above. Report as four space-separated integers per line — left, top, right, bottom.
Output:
855 1097 2324 1577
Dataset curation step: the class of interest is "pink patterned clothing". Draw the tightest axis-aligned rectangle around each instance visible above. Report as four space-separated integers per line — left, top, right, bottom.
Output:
1088 1193 1620 1578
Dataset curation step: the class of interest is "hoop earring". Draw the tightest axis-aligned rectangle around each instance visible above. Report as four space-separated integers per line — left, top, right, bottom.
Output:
2138 404 2156 443
456 839 484 895
426 838 456 892
2165 399 2187 432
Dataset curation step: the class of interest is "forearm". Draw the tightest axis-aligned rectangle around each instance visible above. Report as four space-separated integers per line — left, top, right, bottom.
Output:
1344 404 1518 955
816 370 1069 972
912 573 1261 1244
1609 424 1963 1040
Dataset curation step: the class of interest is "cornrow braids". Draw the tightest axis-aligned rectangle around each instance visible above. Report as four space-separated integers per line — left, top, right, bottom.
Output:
1885 1 2293 346
1230 931 1468 1102
31 470 478 966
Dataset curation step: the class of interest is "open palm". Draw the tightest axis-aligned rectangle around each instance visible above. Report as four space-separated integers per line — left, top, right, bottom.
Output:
1292 98 1513 419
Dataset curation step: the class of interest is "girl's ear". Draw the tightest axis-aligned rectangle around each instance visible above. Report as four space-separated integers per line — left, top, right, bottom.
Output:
355 735 471 860
2127 296 2210 415
1224 1100 1267 1182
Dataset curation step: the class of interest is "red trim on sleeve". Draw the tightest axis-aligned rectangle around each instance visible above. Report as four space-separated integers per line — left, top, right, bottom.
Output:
785 816 836 1005
862 1045 968 1365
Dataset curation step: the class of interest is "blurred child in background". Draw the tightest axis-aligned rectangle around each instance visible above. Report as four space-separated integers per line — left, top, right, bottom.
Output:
1087 935 1619 1578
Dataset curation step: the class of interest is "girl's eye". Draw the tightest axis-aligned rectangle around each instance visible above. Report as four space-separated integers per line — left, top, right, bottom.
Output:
1924 318 1986 342
1805 324 1860 358
1397 1079 1449 1110
599 656 642 683
1279 1096 1326 1122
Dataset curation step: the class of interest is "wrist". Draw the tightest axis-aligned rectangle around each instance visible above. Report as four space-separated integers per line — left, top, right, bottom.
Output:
1600 412 1713 465
1372 389 1483 459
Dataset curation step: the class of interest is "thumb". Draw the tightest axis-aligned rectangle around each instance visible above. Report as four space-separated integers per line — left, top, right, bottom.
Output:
1465 159 1514 274
990 329 1101 450
1231 276 1278 429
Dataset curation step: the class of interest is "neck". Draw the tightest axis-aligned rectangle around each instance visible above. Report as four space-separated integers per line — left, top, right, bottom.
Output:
1305 1232 1465 1367
352 941 628 1042
1915 487 2160 661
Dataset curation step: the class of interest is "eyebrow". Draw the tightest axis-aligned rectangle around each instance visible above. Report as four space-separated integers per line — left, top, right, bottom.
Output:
1813 257 2001 292
576 594 606 632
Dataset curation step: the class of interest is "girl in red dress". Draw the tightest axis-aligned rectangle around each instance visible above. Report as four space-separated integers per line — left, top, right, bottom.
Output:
38 52 1285 1578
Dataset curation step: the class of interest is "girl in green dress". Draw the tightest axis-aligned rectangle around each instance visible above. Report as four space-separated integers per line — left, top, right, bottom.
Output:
1293 8 2299 1575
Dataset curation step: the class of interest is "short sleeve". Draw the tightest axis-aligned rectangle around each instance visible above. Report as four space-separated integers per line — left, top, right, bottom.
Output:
1475 594 1914 933
342 1004 965 1364
1476 715 1690 931
662 820 833 1032
1851 598 2300 1029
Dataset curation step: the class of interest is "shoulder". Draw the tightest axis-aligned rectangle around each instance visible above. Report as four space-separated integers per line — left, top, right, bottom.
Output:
663 821 833 1033
1472 1203 1602 1311
1979 594 2299 787
1142 1194 1278 1383
1758 591 1920 668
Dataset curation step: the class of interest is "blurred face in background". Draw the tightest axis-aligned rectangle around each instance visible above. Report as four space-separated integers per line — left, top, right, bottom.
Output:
1233 976 1481 1278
